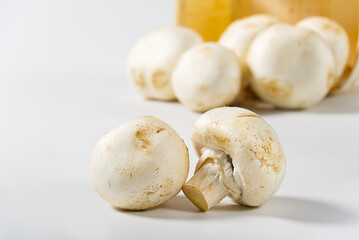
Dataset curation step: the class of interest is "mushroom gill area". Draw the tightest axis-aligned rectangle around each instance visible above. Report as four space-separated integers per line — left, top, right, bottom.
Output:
211 149 242 200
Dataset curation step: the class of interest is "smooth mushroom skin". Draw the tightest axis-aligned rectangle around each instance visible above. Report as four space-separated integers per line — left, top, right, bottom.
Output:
219 14 280 104
219 14 280 79
172 42 242 112
296 16 350 91
246 23 335 109
183 107 286 211
90 116 189 210
126 26 202 101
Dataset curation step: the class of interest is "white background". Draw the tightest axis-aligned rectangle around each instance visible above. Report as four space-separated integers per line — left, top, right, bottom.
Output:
1 0 359 239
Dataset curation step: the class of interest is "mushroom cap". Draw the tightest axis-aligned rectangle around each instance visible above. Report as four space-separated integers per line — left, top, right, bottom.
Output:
246 23 335 109
218 14 280 103
191 107 286 206
219 14 280 63
172 42 242 112
297 16 350 86
126 26 202 101
336 53 359 94
90 116 189 210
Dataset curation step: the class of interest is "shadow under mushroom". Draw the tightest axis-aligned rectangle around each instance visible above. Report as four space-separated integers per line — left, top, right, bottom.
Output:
236 87 359 115
116 195 357 223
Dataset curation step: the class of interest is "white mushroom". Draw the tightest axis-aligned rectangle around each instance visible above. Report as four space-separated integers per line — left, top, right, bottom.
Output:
219 14 280 75
172 42 242 112
246 23 335 109
126 26 202 101
296 16 350 91
336 53 359 93
182 107 286 211
218 15 280 104
90 116 189 210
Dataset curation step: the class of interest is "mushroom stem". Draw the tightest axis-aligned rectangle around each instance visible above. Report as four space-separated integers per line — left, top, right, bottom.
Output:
183 158 228 212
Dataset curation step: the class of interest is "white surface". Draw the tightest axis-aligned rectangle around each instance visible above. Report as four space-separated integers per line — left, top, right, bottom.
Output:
1 1 359 239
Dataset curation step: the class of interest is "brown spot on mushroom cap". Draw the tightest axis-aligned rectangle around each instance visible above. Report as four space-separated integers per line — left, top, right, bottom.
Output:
108 180 111 188
143 176 174 197
161 177 174 196
118 167 168 208
195 102 205 109
196 46 213 58
151 70 168 89
249 134 282 174
208 134 234 153
322 23 342 34
331 64 352 91
259 78 293 101
295 30 316 45
156 128 164 133
114 166 136 177
327 68 334 89
234 116 283 174
132 124 167 153
213 135 230 145
197 85 208 93
236 114 262 119
238 120 250 130
135 129 152 150
131 70 146 88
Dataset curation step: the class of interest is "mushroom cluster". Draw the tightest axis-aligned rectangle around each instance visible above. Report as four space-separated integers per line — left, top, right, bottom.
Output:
127 15 354 111
90 107 286 211
91 13 354 212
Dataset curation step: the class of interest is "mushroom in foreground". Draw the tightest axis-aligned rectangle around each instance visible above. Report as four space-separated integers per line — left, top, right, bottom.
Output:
127 26 202 101
182 107 286 211
90 116 189 210
172 42 242 112
296 16 350 93
246 23 335 109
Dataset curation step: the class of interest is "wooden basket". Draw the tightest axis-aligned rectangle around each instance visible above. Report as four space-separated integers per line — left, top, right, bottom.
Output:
176 0 359 91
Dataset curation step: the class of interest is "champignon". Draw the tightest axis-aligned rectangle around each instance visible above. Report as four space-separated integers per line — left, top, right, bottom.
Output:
182 107 286 211
90 116 189 210
126 26 202 101
336 53 359 93
246 23 335 109
219 14 279 83
172 42 242 112
296 16 350 91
